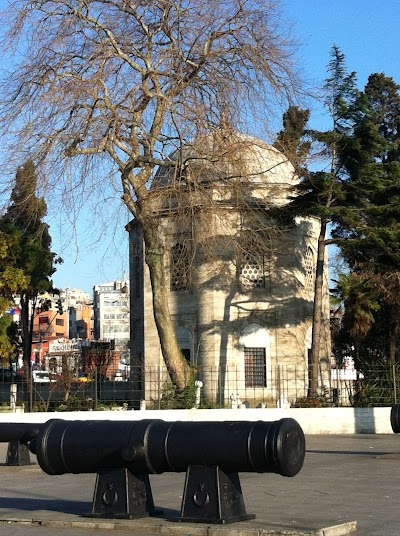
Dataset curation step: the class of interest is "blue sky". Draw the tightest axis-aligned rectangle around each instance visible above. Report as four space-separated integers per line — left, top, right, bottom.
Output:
50 0 400 295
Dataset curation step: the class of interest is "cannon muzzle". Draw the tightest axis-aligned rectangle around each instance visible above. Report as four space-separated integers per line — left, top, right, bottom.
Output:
391 405 400 433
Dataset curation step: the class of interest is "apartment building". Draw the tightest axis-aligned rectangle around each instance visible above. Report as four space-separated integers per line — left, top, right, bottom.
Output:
31 292 68 367
93 279 130 352
61 288 93 341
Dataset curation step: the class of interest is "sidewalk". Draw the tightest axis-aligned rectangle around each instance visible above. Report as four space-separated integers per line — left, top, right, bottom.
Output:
0 434 400 536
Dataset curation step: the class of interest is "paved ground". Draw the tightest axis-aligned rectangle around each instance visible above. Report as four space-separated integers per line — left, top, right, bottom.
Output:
0 434 399 536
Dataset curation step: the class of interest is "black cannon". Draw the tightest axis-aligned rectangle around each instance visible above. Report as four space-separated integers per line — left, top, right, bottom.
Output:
0 423 41 466
0 418 305 523
391 405 400 433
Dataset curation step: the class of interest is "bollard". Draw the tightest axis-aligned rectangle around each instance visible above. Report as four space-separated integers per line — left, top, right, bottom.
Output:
10 384 17 412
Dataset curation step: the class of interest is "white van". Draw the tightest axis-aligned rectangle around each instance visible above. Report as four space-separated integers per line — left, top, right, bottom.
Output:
32 370 52 383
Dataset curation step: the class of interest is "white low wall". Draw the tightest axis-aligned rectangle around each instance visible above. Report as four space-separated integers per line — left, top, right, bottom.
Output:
0 406 393 434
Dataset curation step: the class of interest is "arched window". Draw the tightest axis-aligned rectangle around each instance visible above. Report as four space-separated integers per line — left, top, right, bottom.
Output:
304 247 314 292
170 241 191 291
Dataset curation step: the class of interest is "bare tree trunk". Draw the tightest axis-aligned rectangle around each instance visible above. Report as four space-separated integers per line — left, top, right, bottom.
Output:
308 220 327 397
142 223 191 392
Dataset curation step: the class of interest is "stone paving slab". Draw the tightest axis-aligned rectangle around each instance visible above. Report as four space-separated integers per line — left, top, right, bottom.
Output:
0 517 357 536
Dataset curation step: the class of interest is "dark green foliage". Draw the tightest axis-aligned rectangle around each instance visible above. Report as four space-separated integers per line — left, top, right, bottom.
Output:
277 47 358 396
351 359 397 407
332 273 380 340
149 367 202 409
324 45 359 134
274 106 311 173
331 73 400 366
0 160 61 371
1 160 57 297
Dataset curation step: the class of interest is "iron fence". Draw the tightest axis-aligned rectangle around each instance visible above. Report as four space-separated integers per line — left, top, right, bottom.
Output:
0 362 398 411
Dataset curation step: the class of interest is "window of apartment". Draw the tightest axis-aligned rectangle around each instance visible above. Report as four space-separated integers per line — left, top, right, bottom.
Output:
56 319 64 326
39 316 49 324
170 241 192 292
305 247 314 292
244 347 267 388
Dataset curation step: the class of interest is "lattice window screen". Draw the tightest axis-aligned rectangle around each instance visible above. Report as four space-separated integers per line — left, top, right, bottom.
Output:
170 242 191 291
305 247 314 291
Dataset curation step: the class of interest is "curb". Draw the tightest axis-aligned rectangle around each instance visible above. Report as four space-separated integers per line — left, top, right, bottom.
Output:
0 517 357 536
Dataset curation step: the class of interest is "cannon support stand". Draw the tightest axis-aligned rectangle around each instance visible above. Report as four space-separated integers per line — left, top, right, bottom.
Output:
180 465 254 524
90 468 155 519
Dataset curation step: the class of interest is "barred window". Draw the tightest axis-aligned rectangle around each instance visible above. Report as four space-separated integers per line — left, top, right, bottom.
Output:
244 347 267 387
305 247 314 292
170 242 191 291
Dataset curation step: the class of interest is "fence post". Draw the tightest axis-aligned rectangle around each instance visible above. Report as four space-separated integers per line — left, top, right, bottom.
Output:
10 383 17 412
276 365 281 406
157 366 161 410
218 365 222 407
29 368 33 412
94 368 98 410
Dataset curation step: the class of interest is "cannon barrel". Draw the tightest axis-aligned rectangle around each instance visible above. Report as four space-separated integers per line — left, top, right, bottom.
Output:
28 418 305 478
0 423 42 443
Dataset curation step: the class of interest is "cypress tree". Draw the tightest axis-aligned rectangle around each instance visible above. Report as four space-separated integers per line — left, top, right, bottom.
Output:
0 160 60 377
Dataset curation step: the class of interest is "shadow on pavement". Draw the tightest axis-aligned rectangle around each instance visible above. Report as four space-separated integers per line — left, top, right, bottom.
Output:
0 497 90 515
306 449 396 456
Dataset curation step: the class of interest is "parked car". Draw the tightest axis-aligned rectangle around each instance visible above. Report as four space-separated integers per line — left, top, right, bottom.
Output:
114 370 125 382
32 370 55 383
0 367 13 382
76 372 91 383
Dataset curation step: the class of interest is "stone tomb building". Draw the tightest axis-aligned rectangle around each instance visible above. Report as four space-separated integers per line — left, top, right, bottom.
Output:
127 133 331 405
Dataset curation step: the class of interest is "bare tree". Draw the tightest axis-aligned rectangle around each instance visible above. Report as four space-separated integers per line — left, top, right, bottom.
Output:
0 0 299 391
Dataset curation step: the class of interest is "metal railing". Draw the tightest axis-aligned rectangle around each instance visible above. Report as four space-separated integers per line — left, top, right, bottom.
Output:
0 362 398 411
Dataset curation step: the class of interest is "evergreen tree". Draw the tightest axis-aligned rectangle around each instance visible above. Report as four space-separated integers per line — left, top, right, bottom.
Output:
0 160 60 375
282 46 358 396
334 74 400 366
0 229 29 365
274 106 311 173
